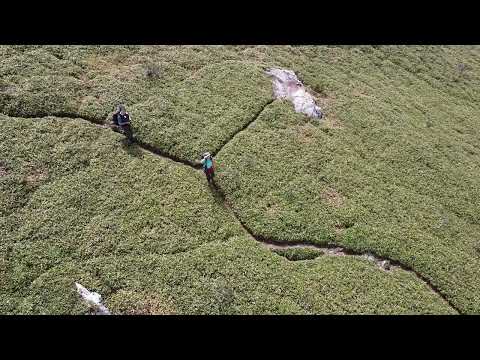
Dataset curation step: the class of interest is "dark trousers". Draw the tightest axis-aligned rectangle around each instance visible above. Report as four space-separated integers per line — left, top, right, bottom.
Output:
120 124 134 143
205 167 214 183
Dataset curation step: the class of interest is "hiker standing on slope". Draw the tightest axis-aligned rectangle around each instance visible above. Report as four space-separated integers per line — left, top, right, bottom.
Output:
201 152 215 184
112 104 135 145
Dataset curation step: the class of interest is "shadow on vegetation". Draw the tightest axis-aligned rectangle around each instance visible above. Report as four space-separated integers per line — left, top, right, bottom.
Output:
210 180 226 207
120 139 144 159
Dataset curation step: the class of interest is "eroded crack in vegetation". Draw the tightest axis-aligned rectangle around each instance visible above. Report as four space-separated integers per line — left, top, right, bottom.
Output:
1 104 461 314
210 181 460 314
2 112 201 170
210 98 275 157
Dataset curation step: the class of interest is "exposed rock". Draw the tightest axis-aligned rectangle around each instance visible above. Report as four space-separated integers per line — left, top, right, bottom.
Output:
381 260 391 270
75 282 111 315
265 68 323 119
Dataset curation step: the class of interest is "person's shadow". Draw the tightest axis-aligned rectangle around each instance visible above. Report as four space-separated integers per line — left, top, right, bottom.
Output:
209 179 229 208
120 139 144 158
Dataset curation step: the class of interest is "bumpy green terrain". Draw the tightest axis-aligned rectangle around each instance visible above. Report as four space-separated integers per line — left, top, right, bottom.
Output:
1 45 479 314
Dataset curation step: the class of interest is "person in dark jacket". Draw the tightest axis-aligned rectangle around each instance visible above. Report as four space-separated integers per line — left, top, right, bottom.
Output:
112 104 135 144
111 106 120 126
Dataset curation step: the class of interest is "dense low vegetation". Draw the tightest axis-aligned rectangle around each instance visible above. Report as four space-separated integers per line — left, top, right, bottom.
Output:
0 115 454 314
271 247 325 261
214 47 480 313
1 45 479 314
0 116 244 313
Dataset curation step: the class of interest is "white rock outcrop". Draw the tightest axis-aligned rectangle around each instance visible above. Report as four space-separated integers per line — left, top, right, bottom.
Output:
265 68 323 119
75 282 111 315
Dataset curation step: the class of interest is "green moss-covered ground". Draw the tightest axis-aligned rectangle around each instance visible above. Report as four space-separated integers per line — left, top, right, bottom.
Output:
0 116 244 313
0 115 453 314
214 46 480 313
12 236 456 315
1 45 479 314
271 247 324 261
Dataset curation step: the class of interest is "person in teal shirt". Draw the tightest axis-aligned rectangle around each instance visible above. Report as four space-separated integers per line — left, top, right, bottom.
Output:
201 152 215 183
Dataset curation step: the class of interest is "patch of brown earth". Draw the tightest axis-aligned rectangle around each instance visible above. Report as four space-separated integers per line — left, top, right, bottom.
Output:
80 95 97 106
334 223 345 235
0 164 8 177
352 88 372 98
297 123 317 144
314 91 335 106
84 55 141 81
25 169 48 186
0 84 16 96
266 203 281 217
323 113 343 129
125 297 176 315
312 94 343 129
107 289 176 315
321 187 345 208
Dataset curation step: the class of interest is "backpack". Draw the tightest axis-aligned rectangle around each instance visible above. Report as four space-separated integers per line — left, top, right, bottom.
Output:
118 113 130 126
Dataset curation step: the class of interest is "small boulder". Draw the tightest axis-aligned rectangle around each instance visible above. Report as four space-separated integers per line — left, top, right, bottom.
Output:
381 260 391 270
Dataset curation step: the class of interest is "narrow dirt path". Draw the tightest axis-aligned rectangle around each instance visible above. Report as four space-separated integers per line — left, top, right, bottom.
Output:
1 110 461 314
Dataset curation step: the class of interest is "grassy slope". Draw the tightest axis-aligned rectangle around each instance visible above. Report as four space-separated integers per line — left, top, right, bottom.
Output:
0 116 244 312
1 45 478 314
0 116 454 314
15 237 455 315
131 60 273 161
215 46 480 313
0 46 273 162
